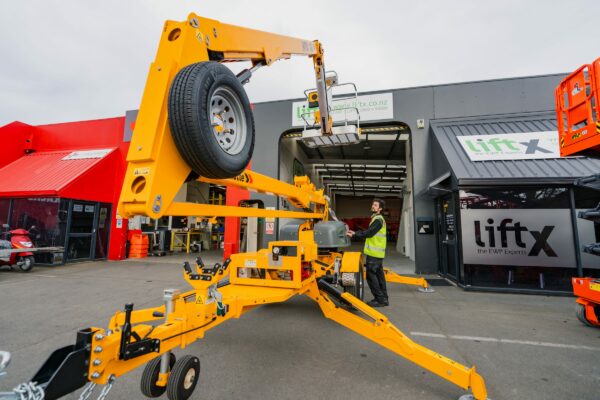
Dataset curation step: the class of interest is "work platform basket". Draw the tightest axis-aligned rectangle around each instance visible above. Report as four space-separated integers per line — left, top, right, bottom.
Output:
555 57 600 156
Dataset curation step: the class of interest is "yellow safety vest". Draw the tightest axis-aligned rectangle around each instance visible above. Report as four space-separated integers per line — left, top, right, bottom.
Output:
364 214 387 258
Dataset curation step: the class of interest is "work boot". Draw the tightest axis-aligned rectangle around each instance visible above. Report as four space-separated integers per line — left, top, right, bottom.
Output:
367 299 388 308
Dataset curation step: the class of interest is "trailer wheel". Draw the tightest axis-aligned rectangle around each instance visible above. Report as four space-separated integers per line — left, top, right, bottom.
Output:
141 353 176 398
342 261 365 301
166 355 200 400
575 304 594 327
18 256 34 272
168 61 255 179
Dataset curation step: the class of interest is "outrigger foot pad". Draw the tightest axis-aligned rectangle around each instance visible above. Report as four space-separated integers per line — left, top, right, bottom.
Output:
418 286 435 293
458 395 491 400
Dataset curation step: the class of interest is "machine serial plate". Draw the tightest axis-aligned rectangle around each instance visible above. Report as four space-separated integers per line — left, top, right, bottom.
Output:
589 283 600 292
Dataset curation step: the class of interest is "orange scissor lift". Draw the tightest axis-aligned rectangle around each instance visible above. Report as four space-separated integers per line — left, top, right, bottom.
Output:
555 57 600 327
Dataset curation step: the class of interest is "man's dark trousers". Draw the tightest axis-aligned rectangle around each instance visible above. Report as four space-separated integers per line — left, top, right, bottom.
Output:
365 255 388 304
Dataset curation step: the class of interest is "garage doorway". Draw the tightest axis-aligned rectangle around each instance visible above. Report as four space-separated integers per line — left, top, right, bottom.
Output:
278 123 414 271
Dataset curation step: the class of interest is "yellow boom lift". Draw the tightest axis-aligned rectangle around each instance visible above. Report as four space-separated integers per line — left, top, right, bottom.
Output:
0 13 488 400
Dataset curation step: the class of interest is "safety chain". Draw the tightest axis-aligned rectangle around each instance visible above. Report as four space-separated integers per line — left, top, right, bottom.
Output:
12 382 44 400
77 376 115 400
95 376 115 400
78 382 97 400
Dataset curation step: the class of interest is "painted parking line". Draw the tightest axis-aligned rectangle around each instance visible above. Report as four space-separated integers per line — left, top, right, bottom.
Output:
0 273 57 286
410 332 600 352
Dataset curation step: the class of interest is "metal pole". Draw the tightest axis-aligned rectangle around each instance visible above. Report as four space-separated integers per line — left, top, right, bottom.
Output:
159 289 180 376
569 187 583 277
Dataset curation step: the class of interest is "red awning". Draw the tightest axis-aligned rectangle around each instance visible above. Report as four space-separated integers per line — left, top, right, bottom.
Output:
0 149 118 197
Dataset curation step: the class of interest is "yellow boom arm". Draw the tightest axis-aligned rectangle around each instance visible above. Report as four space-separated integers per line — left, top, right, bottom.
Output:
118 13 332 221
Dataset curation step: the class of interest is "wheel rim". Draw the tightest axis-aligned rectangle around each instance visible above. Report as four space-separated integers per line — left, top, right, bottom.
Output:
183 368 196 390
209 86 247 155
357 270 364 299
22 257 32 269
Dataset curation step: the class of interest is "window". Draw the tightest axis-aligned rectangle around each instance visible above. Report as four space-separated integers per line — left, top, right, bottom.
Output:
460 187 569 209
573 186 600 209
0 199 9 227
574 186 600 270
10 198 67 247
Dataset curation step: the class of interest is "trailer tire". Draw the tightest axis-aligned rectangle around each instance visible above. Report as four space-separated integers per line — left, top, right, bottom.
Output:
168 61 255 179
140 353 176 398
18 255 34 272
575 304 594 327
343 261 365 301
166 355 200 400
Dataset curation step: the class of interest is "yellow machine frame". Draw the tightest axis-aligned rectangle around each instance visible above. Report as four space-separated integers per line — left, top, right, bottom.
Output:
1 13 488 400
95 12 490 399
88 167 489 397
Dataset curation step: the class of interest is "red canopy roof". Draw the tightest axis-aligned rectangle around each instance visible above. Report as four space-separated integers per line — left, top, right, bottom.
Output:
0 149 118 198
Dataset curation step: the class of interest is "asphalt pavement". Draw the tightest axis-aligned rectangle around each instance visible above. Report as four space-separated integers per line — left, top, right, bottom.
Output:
0 250 598 400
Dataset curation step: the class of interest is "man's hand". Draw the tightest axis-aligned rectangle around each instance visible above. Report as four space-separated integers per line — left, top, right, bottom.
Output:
346 230 355 237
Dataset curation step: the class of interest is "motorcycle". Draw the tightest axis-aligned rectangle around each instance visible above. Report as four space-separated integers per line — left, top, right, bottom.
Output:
0 224 35 272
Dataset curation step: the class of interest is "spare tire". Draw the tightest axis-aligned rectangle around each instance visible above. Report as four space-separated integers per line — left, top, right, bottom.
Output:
168 62 255 179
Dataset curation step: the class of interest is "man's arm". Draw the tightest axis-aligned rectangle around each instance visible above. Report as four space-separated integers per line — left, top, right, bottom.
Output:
354 219 382 239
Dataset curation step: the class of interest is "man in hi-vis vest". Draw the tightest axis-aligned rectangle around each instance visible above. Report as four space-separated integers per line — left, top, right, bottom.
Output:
347 199 388 307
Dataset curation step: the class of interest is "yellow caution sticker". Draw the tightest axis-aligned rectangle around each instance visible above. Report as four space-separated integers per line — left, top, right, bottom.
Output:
196 295 205 304
589 282 600 292
134 167 150 176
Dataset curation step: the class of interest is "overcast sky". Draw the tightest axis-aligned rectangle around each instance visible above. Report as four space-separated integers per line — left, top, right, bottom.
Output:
1 0 598 126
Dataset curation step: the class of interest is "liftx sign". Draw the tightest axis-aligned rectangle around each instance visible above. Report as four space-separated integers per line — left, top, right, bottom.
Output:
456 131 560 161
460 209 576 268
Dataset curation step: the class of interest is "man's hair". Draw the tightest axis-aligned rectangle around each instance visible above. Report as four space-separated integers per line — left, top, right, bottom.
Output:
373 198 385 210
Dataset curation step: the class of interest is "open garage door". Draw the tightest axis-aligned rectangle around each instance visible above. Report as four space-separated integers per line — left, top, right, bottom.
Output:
279 124 415 272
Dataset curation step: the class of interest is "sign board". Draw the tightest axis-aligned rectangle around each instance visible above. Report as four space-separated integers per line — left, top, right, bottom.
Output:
265 222 275 235
62 149 112 160
460 209 576 267
417 217 434 235
577 210 600 269
456 131 560 161
292 93 393 127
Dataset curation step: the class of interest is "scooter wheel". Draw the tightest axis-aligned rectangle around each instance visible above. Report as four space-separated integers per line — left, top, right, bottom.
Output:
166 355 200 400
18 256 34 272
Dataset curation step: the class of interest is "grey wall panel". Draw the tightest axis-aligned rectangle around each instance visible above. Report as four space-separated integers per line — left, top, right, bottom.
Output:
390 87 437 273
432 74 565 119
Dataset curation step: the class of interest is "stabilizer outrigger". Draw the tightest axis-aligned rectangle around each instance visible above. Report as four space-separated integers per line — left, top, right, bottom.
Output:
1 244 486 400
